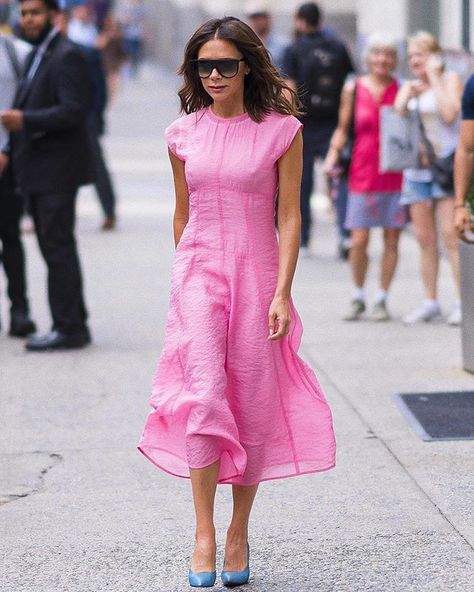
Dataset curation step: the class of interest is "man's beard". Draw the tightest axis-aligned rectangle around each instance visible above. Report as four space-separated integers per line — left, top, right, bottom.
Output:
25 21 53 45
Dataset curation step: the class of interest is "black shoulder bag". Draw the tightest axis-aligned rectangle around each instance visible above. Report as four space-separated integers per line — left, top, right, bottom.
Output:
418 107 455 193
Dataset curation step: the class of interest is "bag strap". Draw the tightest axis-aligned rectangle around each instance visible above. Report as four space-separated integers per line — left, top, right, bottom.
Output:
416 99 437 163
348 77 358 140
3 36 22 81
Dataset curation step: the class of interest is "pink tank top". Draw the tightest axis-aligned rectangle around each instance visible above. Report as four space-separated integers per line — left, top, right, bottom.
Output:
349 79 403 193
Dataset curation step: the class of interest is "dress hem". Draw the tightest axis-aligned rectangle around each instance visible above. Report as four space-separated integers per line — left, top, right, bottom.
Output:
137 445 335 486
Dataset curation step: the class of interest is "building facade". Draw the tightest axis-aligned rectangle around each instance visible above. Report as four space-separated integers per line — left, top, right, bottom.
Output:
144 0 474 69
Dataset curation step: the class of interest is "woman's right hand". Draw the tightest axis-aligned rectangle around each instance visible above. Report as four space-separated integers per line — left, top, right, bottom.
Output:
407 79 426 97
395 80 425 113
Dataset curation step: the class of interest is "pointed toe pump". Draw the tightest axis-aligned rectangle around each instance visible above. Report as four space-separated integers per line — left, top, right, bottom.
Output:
188 569 217 588
221 544 250 587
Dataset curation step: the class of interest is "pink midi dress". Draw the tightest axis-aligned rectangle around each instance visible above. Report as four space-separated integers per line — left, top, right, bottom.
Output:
137 107 336 486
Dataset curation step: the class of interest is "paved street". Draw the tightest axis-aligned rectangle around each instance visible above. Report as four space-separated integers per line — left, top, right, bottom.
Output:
1 66 474 592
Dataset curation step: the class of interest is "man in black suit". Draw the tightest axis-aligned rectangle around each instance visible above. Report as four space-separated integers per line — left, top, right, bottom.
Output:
1 0 92 351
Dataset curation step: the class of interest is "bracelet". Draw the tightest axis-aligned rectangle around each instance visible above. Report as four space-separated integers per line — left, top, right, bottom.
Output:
453 204 467 209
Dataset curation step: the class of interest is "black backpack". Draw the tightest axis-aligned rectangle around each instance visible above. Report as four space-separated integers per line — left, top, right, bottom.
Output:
298 35 351 122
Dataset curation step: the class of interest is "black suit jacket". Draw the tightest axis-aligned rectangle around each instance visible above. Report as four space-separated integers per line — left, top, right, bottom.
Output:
76 43 108 135
11 33 92 194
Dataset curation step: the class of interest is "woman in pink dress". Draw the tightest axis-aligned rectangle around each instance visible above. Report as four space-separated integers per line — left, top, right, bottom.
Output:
138 16 335 588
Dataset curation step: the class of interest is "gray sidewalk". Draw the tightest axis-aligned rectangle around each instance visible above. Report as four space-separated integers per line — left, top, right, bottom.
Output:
1 66 473 592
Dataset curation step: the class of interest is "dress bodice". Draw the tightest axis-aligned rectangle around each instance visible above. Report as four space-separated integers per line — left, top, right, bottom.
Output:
165 108 302 254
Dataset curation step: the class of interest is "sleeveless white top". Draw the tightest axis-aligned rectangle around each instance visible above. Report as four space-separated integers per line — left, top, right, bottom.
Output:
405 85 460 183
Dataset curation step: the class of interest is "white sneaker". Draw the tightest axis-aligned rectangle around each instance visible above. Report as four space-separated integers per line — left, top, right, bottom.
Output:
447 305 462 327
403 302 442 325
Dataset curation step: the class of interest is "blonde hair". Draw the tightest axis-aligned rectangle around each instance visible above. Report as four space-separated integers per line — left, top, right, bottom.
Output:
407 30 442 54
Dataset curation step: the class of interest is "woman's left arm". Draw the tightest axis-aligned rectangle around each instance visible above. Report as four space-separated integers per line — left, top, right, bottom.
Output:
268 129 303 341
429 66 463 125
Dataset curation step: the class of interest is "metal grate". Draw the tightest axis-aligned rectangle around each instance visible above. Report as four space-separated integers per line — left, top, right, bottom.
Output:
393 391 474 441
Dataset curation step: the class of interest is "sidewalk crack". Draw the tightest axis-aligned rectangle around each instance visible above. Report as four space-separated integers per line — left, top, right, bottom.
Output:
0 451 63 506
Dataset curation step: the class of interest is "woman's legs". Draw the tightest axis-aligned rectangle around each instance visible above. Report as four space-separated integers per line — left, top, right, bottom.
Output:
343 228 370 320
380 228 401 291
436 196 461 298
409 201 438 300
189 460 220 572
224 485 259 571
349 228 370 289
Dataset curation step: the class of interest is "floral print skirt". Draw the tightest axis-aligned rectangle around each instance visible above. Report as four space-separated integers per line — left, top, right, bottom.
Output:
345 191 407 229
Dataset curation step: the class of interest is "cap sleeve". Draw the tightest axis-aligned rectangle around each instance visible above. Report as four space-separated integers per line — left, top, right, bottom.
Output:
164 119 187 161
273 115 303 161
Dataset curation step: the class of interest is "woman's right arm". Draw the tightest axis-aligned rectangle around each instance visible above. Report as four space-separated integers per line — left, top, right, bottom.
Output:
323 79 355 174
394 80 417 115
169 149 189 247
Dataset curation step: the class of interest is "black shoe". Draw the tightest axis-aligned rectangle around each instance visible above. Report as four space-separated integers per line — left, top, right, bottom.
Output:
9 311 37 338
25 329 91 352
338 239 351 261
101 216 116 231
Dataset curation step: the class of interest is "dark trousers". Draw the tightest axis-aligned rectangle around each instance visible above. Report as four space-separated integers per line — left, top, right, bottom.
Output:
332 177 351 242
0 169 29 313
301 124 335 246
88 130 116 218
29 189 88 334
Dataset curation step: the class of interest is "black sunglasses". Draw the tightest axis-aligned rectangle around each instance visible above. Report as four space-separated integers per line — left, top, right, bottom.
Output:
191 58 246 79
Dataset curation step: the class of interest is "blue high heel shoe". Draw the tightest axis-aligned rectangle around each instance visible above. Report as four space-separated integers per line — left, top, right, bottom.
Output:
221 543 250 587
188 569 217 587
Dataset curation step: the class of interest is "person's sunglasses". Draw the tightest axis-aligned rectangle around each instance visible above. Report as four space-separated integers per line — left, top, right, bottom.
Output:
191 58 245 79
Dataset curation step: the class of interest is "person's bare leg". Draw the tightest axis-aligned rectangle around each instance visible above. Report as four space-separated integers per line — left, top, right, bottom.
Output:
437 196 461 298
349 228 370 288
409 202 438 300
189 460 220 573
380 228 401 291
224 485 259 571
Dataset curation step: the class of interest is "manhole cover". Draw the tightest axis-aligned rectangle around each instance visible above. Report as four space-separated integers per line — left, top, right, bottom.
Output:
393 391 474 441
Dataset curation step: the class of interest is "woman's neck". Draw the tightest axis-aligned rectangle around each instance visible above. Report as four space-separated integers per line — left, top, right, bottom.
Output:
367 73 393 87
210 100 246 119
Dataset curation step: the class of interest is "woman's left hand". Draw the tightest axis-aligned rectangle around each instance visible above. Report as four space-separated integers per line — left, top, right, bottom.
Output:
268 296 291 341
426 54 444 80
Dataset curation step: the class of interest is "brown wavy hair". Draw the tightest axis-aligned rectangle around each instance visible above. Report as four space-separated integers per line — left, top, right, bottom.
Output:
177 17 302 122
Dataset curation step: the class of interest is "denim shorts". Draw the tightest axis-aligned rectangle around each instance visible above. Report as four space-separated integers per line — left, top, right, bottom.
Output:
400 178 451 206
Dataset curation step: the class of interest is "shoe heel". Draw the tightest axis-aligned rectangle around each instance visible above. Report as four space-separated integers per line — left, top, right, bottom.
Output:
221 543 250 587
188 569 216 587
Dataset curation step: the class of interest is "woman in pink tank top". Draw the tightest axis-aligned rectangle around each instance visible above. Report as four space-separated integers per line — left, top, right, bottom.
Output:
325 34 406 322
